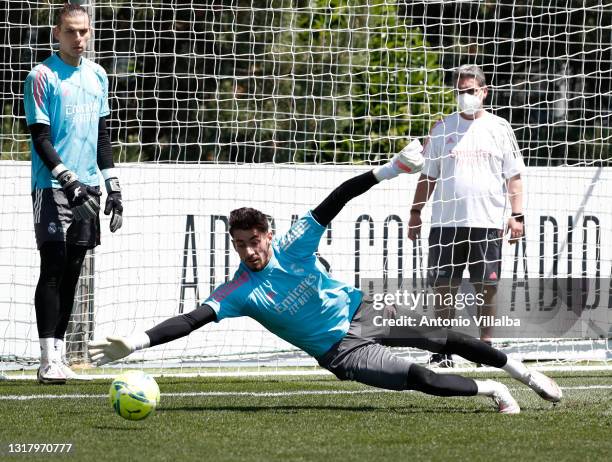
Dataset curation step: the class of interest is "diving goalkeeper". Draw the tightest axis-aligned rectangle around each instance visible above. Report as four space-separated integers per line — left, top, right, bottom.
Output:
89 140 561 414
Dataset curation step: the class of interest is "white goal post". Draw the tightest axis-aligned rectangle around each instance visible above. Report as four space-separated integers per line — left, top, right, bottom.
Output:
0 1 610 374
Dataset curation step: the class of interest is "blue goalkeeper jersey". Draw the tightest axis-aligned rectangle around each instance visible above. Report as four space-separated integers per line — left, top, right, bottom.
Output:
24 53 110 191
204 212 363 358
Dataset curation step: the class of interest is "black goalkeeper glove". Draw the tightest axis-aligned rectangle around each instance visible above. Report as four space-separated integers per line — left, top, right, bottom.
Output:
56 169 101 222
104 177 123 232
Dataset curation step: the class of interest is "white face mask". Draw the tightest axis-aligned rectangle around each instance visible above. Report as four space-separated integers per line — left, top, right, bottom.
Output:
457 92 482 115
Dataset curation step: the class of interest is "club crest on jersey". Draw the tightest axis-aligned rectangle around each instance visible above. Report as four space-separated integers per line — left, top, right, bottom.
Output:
73 187 82 199
266 290 277 302
48 222 57 234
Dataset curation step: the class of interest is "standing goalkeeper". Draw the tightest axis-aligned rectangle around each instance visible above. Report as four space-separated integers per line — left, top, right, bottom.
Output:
24 3 123 384
90 141 561 414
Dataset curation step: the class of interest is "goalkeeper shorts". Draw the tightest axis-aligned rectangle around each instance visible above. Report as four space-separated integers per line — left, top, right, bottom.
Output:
32 188 101 250
316 296 448 390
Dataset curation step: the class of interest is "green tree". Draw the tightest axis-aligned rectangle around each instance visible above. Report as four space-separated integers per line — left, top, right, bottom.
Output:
413 0 611 166
9 1 606 166
206 0 452 163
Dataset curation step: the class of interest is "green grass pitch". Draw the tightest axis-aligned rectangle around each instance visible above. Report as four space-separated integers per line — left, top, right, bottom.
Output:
1 371 610 461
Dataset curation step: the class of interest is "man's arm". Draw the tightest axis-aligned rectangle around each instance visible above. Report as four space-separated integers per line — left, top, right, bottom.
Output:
506 174 524 244
146 304 217 346
29 123 62 171
407 124 440 240
96 117 113 171
96 117 123 232
88 304 217 365
407 174 437 241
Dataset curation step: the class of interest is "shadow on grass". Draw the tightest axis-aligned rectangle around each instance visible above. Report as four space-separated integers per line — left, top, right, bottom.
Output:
161 404 487 415
153 377 341 388
91 425 150 431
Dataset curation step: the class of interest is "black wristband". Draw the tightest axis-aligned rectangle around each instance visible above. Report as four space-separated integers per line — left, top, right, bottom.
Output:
410 209 421 215
511 212 524 223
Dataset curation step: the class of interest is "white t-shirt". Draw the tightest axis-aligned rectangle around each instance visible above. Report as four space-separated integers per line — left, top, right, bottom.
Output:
421 111 525 229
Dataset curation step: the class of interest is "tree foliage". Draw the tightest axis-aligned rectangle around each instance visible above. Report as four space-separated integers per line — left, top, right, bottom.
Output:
1 0 608 166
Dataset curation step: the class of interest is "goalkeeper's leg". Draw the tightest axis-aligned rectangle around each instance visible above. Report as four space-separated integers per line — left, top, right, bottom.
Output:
381 327 562 403
54 244 87 341
53 244 90 380
34 242 68 383
317 337 520 414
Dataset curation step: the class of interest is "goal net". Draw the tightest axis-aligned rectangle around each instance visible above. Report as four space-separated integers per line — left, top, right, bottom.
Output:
1 0 610 374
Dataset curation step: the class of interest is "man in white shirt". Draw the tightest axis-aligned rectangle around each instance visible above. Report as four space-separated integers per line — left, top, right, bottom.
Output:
408 64 525 367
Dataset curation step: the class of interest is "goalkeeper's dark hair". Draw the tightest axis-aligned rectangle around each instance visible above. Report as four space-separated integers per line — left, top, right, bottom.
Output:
229 207 269 236
56 2 89 27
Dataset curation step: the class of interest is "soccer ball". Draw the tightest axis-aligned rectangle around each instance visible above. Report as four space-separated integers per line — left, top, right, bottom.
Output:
109 371 160 421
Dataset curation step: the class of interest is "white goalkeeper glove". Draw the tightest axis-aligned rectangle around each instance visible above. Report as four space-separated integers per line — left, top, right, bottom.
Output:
392 138 424 174
373 138 424 181
88 333 150 366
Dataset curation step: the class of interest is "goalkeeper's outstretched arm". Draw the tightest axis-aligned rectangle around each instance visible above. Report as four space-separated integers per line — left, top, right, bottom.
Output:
88 305 217 365
311 171 379 227
311 139 423 226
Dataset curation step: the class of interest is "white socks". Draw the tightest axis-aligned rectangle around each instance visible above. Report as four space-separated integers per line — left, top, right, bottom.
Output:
39 338 56 366
475 359 531 397
475 379 499 396
502 357 530 383
373 161 401 181
474 359 532 397
476 360 530 396
40 338 68 366
55 338 65 363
